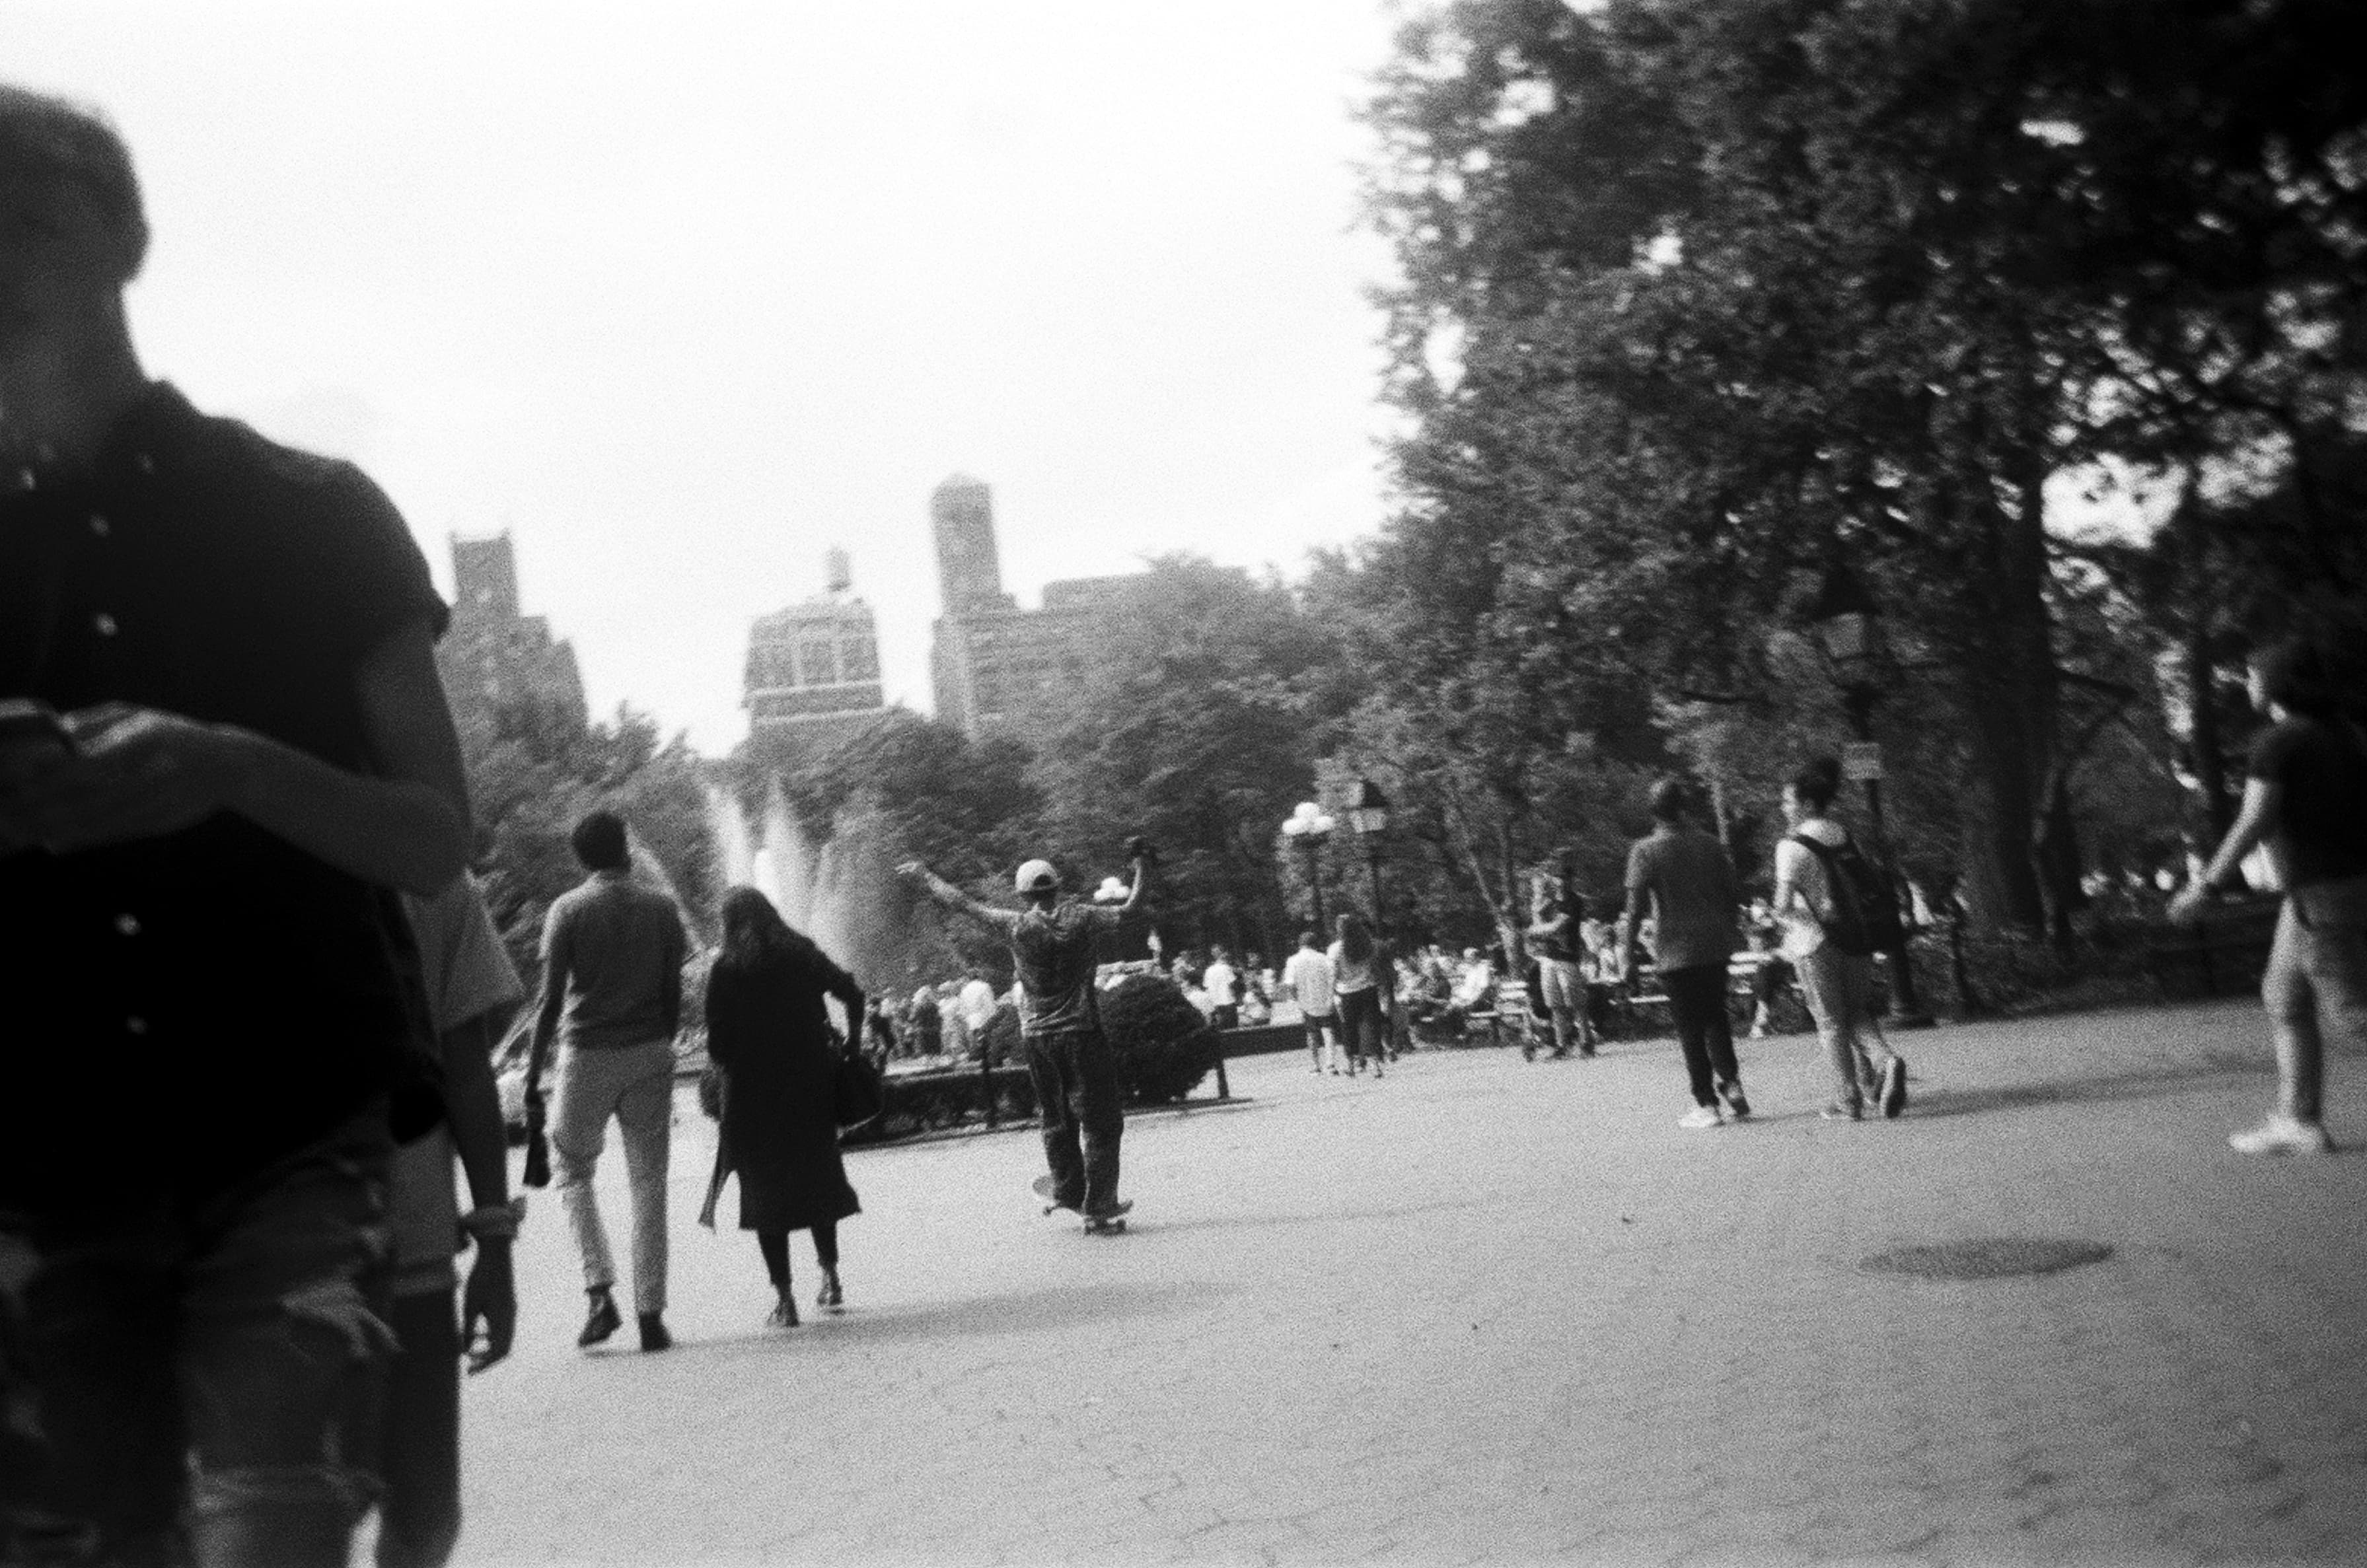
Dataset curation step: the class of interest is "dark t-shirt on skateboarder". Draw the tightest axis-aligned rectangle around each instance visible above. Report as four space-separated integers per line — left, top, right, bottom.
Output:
978 900 1124 1036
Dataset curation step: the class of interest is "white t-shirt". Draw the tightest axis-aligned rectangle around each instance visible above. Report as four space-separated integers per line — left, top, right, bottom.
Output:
1773 818 1848 962
1202 961 1238 1004
959 978 998 1029
1281 948 1335 1016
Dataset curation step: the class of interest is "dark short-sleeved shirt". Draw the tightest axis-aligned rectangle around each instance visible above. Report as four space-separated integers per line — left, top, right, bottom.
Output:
1624 826 1742 973
2248 716 2367 888
541 871 689 1051
992 901 1123 1036
0 383 449 1209
1533 894 1580 962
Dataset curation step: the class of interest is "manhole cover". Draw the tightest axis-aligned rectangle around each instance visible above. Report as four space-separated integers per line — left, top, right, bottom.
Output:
1859 1238 2113 1280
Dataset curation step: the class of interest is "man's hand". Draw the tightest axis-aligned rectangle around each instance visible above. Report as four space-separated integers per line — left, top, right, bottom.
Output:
0 704 246 853
461 1240 517 1374
2168 884 2213 926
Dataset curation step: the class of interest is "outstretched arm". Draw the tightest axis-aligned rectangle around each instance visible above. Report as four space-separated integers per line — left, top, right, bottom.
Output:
898 863 1019 936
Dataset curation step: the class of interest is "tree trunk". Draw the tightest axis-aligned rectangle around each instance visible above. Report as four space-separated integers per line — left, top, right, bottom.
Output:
2186 620 2234 846
1951 472 2058 938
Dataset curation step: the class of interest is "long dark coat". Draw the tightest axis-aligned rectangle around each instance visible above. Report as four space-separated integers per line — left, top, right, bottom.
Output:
702 939 864 1233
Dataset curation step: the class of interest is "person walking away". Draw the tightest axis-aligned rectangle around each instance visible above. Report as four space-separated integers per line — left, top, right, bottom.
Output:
381 874 527 1568
1202 946 1241 1031
0 87 474 1568
909 985 941 1057
523 809 689 1352
1772 758 1907 1122
2172 635 2367 1153
1620 780 1751 1128
1282 930 1340 1073
1527 859 1596 1059
958 970 998 1057
902 849 1151 1227
1330 913 1389 1079
937 981 972 1060
702 887 866 1324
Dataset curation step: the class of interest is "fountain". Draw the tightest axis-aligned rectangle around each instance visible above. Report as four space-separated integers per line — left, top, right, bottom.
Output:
704 776 909 991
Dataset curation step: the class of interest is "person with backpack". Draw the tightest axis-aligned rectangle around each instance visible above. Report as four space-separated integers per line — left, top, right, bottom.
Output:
1774 756 1908 1121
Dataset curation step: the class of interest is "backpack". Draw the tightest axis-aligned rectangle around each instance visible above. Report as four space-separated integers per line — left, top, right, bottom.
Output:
1789 831 1905 957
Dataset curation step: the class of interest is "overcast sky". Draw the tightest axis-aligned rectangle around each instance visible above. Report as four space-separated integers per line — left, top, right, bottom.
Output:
9 2 1407 752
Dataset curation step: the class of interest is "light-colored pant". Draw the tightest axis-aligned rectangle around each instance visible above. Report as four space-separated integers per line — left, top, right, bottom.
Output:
2261 880 2367 1122
1796 944 1894 1109
550 1039 674 1314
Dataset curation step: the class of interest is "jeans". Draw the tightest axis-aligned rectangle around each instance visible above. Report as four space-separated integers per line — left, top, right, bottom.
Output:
2260 882 2367 1122
1024 1028 1124 1215
1661 964 1742 1107
550 1040 673 1315
1796 944 1894 1109
0 1110 393 1568
375 1291 459 1568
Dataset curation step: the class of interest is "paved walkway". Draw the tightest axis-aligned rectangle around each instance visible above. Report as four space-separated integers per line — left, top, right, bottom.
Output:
449 999 2366 1565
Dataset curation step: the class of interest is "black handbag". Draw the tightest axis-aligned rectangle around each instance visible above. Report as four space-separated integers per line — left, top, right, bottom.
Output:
831 1047 885 1131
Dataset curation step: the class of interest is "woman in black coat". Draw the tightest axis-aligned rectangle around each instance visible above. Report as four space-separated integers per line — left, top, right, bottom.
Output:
704 887 865 1327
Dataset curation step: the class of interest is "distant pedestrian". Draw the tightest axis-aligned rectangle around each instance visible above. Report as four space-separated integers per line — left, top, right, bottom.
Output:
959 970 998 1052
1772 758 1907 1122
1527 859 1596 1059
909 985 941 1056
1202 946 1242 1030
902 847 1152 1229
2173 636 2367 1154
1284 929 1341 1072
524 808 689 1353
1620 779 1751 1128
1330 913 1388 1078
703 887 866 1325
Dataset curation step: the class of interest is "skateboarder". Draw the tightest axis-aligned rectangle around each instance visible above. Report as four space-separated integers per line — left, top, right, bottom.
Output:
900 845 1151 1230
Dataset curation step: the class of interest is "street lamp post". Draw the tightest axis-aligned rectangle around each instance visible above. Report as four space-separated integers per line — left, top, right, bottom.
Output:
1346 779 1391 925
1281 801 1335 933
1807 561 1936 1029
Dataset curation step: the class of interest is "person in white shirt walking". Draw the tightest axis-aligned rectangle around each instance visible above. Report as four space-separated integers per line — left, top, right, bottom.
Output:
1281 931 1339 1073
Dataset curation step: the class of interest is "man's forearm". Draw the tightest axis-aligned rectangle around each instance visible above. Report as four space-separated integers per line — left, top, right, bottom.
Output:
443 1016 511 1211
222 725 468 896
525 1007 559 1087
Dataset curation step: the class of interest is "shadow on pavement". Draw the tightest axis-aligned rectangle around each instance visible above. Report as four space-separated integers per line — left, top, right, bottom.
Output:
1904 1053 2261 1122
1140 1197 1489 1234
661 1280 1233 1358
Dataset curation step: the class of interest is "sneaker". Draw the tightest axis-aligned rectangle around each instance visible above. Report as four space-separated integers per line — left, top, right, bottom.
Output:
637 1312 673 1353
1819 1102 1863 1122
1879 1057 1909 1119
2228 1115 2335 1156
576 1290 621 1348
1677 1105 1724 1131
1718 1081 1752 1121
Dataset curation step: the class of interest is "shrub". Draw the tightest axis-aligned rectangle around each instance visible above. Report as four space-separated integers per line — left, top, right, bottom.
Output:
1098 972 1220 1104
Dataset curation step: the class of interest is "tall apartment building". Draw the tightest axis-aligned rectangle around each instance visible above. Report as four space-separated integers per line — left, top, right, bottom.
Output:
743 546 889 750
439 532 587 730
927 475 1144 742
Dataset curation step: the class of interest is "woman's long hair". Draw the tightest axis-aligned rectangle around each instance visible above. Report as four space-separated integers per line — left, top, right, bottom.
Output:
1336 911 1373 966
715 886 820 973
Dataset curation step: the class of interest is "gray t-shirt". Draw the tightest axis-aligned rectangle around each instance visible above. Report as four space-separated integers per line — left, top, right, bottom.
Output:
1624 826 1741 974
542 871 688 1051
984 900 1124 1036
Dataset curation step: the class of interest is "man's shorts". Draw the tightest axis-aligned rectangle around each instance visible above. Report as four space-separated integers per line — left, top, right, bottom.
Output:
1538 957 1584 1014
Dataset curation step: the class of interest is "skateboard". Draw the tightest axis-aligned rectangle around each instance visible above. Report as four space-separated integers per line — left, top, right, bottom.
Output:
1033 1175 1132 1232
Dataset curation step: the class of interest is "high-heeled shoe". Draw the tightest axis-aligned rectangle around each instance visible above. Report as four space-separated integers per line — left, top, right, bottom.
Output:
816 1269 844 1312
766 1292 799 1328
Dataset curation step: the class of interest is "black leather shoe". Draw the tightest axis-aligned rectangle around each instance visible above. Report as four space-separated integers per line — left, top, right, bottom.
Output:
577 1291 621 1348
637 1312 673 1352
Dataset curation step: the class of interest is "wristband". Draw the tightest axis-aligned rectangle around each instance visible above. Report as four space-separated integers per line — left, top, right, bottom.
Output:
458 1196 526 1242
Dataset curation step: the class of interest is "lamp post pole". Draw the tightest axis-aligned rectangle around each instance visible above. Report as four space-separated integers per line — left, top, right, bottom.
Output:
1282 802 1335 935
1346 779 1392 929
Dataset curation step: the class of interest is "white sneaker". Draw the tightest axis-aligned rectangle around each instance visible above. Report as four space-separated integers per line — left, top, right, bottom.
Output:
2228 1116 2335 1156
1677 1105 1724 1131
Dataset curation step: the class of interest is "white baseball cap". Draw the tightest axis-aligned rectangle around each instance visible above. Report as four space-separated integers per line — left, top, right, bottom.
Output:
1014 859 1061 894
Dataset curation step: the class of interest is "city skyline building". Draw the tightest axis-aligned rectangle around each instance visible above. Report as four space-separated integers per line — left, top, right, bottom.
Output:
927 474 1146 742
743 546 890 750
439 531 587 730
